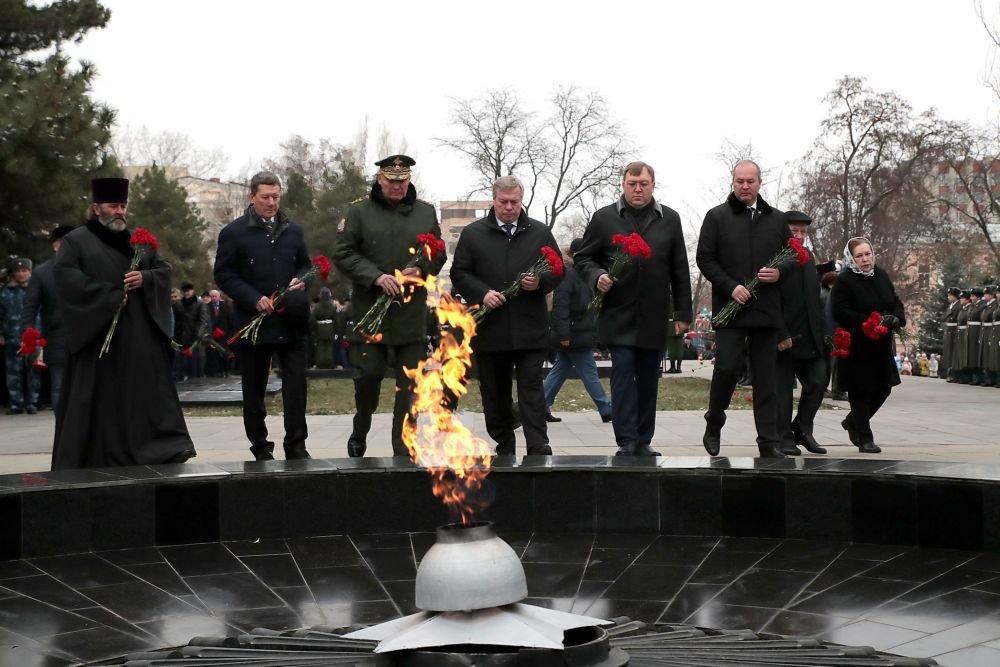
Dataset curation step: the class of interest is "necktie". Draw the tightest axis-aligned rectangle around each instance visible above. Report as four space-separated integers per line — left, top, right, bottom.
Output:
502 223 514 237
748 208 756 223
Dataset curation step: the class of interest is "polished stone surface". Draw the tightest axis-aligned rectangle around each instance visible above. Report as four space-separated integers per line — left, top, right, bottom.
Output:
0 533 999 665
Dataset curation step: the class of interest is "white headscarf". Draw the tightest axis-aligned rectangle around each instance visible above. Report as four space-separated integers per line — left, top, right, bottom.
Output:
843 237 875 277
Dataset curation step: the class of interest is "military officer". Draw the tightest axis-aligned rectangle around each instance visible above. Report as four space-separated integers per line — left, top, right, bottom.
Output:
941 287 960 381
333 155 446 457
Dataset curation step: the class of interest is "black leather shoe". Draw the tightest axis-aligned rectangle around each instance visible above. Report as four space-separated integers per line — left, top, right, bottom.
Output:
252 450 275 461
526 445 552 456
794 430 827 454
702 428 721 456
496 444 516 456
858 442 882 454
545 413 562 423
347 437 367 458
778 442 802 456
634 443 661 456
286 449 312 460
841 418 861 448
601 413 613 423
615 443 637 456
759 447 787 458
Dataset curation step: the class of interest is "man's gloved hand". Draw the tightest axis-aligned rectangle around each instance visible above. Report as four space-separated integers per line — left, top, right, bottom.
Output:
882 314 901 330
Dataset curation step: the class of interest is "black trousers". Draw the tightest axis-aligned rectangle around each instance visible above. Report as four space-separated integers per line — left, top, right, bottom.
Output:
350 341 426 456
706 327 780 452
238 339 308 458
608 345 662 448
476 349 548 455
847 386 892 444
776 351 828 447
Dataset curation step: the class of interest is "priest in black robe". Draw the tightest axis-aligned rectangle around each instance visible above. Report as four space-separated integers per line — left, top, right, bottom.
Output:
51 177 195 470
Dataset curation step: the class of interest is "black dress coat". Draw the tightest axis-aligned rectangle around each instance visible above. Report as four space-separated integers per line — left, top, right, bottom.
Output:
214 206 312 346
549 265 598 349
778 250 825 359
830 266 906 393
19 258 66 365
696 193 791 329
450 209 562 353
574 197 692 350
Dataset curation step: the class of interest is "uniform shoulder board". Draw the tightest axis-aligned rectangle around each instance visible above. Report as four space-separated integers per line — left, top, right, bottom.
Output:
337 218 346 234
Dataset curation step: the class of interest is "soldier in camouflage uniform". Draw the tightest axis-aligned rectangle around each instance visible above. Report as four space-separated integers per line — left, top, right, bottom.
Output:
333 155 447 457
0 258 40 414
941 287 960 381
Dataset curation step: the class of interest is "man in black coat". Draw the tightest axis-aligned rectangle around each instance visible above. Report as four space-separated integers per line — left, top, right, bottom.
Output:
775 211 828 456
205 289 234 377
451 176 563 456
215 171 313 461
575 161 692 456
171 281 208 381
20 225 73 410
696 160 790 458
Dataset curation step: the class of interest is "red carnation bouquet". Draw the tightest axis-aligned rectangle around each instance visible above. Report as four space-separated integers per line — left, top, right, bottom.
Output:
829 326 851 358
588 233 653 312
99 228 160 358
230 255 333 345
19 327 48 369
711 237 810 328
354 233 446 341
473 246 564 323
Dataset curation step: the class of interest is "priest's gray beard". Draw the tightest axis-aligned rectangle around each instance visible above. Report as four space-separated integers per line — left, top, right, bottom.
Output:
98 211 127 231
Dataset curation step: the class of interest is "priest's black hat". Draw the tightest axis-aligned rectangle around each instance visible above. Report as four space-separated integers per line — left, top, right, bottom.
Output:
784 210 812 224
91 177 130 204
815 260 837 275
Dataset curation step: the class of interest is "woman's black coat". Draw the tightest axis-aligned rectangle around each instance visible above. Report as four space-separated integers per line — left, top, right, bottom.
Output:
830 266 906 393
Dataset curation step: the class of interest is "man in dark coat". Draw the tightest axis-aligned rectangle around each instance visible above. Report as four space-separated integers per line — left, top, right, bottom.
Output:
543 238 612 422
575 161 692 456
967 287 986 385
952 290 971 383
215 171 313 461
171 281 208 381
52 177 195 469
20 225 74 410
451 176 563 456
775 211 827 456
941 287 960 381
1 257 39 414
205 289 234 377
333 155 446 457
696 160 790 458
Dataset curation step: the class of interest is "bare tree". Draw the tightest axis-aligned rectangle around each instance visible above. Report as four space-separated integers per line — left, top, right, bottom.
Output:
436 90 546 209
791 76 946 279
437 85 631 230
976 0 1000 102
929 122 1000 270
112 124 227 178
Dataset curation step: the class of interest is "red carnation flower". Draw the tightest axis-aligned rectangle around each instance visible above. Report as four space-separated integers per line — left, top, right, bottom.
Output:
832 327 851 350
129 227 160 252
788 238 810 266
861 312 889 340
311 255 332 281
212 327 225 340
19 327 47 357
416 233 446 260
181 347 194 358
616 233 652 260
540 246 564 277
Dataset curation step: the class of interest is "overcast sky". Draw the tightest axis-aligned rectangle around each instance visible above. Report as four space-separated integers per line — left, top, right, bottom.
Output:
68 0 998 236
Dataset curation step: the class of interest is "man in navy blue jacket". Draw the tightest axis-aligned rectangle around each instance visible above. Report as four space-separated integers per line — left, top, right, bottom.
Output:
215 171 313 461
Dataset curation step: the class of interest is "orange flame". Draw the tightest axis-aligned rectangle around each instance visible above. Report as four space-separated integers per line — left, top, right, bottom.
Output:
401 276 493 524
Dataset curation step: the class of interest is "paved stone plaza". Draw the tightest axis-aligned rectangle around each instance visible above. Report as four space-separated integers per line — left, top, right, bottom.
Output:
0 365 995 473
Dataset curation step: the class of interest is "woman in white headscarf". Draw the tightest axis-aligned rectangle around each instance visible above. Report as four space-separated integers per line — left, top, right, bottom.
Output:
830 237 906 453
